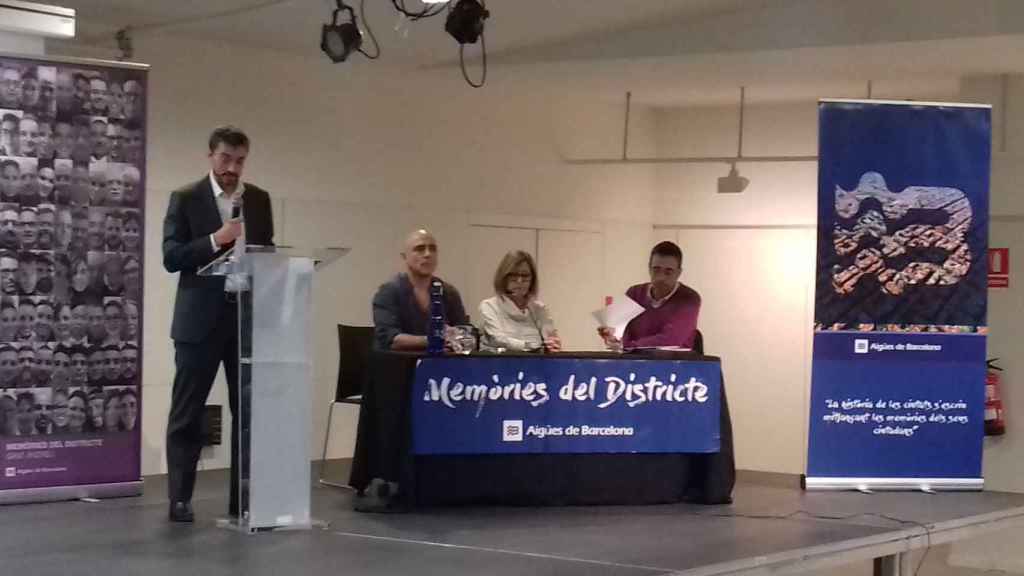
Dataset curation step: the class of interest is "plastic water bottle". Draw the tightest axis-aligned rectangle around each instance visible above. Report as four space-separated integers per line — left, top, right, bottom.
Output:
427 279 446 355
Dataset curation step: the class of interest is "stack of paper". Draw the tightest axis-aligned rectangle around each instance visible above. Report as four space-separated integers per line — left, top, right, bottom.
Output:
591 297 645 338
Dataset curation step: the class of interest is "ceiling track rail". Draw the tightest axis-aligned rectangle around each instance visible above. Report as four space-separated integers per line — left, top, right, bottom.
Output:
566 89 822 166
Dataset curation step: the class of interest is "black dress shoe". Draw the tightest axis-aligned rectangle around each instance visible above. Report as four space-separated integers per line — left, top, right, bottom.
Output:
169 501 194 523
353 479 405 513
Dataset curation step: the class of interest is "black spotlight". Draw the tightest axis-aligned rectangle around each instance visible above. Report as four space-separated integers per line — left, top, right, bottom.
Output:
321 0 363 63
445 0 489 44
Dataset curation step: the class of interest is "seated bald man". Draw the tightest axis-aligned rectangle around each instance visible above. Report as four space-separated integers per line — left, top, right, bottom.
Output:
372 229 467 351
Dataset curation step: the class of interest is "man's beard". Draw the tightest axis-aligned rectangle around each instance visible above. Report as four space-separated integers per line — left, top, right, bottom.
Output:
215 172 239 190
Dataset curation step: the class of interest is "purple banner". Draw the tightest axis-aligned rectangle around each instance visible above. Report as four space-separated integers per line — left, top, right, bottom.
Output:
0 54 147 493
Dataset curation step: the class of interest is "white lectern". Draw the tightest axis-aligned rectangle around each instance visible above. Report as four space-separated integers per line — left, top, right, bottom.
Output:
200 244 348 533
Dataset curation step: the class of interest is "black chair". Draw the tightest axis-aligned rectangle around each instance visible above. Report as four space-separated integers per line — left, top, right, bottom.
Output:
318 324 374 488
693 329 705 356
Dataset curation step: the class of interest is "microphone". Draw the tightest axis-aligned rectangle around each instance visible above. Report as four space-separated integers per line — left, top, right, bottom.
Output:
527 307 548 355
229 195 245 253
509 292 547 353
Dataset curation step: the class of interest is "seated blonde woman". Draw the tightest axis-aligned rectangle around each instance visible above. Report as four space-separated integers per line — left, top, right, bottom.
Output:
478 250 561 353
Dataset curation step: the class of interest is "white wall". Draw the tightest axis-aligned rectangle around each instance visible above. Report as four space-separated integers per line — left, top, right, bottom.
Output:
655 226 815 474
652 101 820 476
64 33 659 476
0 32 43 55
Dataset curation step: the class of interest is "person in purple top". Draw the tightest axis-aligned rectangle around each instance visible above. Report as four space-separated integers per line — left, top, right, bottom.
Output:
598 241 701 350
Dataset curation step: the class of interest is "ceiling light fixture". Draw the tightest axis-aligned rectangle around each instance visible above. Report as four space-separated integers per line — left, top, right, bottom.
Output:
718 164 749 194
445 0 488 44
321 0 363 63
445 0 489 88
718 86 750 194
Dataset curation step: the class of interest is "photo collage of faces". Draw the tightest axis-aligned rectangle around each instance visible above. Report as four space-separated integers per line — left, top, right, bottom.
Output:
0 58 145 437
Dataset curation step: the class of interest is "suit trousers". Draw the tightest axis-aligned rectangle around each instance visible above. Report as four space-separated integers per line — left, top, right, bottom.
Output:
166 300 239 515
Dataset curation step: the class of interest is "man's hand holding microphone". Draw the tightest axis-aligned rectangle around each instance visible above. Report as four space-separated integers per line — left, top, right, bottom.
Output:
213 196 243 248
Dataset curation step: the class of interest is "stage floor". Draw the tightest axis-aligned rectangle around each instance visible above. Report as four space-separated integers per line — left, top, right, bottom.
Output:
1 466 1023 576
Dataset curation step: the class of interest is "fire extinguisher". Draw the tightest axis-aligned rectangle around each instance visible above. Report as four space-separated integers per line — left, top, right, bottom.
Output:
986 358 1006 436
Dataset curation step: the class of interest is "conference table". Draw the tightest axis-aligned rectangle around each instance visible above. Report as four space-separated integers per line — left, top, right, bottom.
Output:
349 350 735 508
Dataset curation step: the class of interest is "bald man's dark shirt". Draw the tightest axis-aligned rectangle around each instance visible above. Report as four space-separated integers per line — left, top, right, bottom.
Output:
372 273 467 350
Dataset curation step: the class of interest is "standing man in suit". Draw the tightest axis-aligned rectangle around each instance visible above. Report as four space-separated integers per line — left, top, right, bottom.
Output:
162 126 274 523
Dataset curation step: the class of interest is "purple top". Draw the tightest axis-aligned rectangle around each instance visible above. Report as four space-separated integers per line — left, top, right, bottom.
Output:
622 282 701 349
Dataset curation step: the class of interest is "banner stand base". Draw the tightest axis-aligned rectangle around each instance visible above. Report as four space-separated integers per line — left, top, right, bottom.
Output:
803 476 983 492
0 480 143 505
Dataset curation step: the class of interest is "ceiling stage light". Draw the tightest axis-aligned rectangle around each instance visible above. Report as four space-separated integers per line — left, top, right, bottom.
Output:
321 0 363 63
445 0 488 44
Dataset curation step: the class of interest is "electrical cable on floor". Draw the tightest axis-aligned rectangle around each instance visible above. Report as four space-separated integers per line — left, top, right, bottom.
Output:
687 509 933 576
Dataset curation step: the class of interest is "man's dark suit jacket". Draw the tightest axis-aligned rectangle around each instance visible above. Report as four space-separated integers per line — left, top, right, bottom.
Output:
162 176 274 344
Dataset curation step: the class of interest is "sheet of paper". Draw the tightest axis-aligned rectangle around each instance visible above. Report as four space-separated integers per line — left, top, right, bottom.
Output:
592 296 645 339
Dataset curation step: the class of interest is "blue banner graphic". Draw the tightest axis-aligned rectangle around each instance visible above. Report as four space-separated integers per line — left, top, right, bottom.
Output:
808 100 990 483
411 357 721 455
